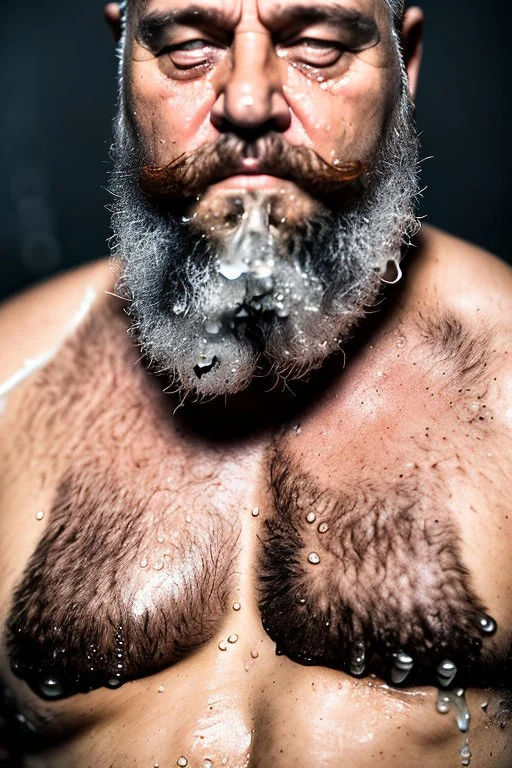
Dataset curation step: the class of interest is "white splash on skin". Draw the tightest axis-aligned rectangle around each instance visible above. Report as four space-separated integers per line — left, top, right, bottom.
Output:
0 286 97 410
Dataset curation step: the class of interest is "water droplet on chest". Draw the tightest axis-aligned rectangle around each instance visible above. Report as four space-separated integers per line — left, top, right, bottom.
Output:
460 738 472 766
39 678 63 698
390 651 414 685
437 688 471 733
436 659 458 688
477 614 497 636
349 641 366 677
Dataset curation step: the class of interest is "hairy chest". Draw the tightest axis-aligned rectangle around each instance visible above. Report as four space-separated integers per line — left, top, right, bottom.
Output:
1 304 510 704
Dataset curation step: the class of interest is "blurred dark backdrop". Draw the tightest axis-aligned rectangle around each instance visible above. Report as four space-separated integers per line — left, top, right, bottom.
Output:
0 0 510 303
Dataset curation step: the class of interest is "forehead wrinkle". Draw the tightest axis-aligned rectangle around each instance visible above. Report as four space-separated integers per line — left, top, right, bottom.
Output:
134 0 244 37
258 0 374 22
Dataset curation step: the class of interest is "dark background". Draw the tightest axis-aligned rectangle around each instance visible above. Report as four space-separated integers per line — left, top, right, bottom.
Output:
0 0 509 303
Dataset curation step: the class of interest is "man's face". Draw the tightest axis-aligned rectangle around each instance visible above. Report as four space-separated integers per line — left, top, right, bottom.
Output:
127 0 400 188
111 0 420 398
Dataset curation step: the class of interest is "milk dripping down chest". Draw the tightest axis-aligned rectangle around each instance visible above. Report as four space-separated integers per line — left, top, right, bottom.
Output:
4 300 511 707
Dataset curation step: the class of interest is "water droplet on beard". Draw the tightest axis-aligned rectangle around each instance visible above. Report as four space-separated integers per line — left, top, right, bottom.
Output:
218 261 247 281
185 515 192 524
228 634 239 644
107 676 123 689
173 300 186 316
35 510 45 521
177 758 188 767
218 641 228 651
140 557 148 568
39 678 63 698
203 760 214 768
251 506 260 517
436 659 458 688
153 559 164 571
437 688 471 733
233 602 241 611
308 552 321 565
318 522 329 534
204 319 221 336
391 651 414 685
306 512 316 524
478 614 497 636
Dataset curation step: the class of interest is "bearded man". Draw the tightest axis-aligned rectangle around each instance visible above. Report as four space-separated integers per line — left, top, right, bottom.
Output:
0 0 511 765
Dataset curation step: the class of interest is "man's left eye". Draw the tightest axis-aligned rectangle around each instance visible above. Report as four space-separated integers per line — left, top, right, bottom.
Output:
283 38 346 68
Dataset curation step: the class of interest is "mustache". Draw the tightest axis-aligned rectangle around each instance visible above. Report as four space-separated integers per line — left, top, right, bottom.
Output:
139 133 364 204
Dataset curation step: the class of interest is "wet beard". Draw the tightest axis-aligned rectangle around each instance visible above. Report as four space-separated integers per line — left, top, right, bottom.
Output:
110 95 420 400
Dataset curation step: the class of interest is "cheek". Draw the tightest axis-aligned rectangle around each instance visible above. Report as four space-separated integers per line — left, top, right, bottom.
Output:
284 61 398 163
127 62 220 164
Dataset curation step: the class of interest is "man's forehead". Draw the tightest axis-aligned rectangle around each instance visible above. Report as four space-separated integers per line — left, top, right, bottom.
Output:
127 0 402 25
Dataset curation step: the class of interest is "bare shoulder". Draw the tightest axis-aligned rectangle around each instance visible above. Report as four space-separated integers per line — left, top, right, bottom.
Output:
407 226 512 434
412 225 512 326
0 259 114 388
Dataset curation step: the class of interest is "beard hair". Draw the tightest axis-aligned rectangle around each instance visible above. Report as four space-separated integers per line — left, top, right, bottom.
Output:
109 87 421 400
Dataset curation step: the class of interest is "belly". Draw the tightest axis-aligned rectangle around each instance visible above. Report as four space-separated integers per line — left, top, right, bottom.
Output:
11 643 510 768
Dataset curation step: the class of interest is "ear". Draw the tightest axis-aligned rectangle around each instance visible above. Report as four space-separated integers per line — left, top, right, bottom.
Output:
401 7 424 101
104 2 122 42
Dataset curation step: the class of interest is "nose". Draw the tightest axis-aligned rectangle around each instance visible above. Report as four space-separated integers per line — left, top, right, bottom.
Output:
211 31 291 137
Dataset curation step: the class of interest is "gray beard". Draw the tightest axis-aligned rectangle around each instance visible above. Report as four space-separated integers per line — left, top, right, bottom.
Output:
109 90 420 400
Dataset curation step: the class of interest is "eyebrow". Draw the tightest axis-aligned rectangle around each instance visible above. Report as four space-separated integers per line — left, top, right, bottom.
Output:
136 3 380 51
136 6 233 50
264 4 380 45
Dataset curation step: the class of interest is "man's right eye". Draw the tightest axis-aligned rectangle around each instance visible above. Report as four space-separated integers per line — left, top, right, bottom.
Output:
163 39 222 70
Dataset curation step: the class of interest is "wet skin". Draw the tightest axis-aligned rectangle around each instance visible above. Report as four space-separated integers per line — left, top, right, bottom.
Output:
0 230 511 767
0 0 511 765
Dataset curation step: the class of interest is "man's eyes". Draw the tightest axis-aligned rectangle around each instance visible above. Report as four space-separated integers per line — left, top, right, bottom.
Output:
163 39 222 70
281 38 347 69
160 37 347 73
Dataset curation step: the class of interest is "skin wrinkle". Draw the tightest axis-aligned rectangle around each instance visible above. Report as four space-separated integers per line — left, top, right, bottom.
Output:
259 447 512 690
